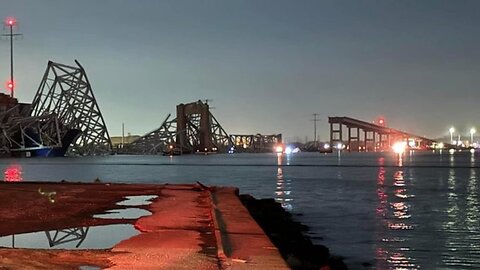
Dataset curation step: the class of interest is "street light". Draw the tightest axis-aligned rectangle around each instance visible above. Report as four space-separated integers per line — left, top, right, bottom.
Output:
449 127 455 144
470 127 476 145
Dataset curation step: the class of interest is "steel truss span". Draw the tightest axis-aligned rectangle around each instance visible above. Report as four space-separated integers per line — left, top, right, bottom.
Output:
30 60 112 155
125 114 177 155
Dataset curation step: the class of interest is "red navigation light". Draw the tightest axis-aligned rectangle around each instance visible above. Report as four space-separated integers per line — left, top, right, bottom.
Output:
5 17 16 26
6 80 14 91
377 117 386 126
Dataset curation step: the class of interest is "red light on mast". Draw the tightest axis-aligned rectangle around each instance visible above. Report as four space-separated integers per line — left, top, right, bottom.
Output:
376 117 386 126
5 17 16 26
6 80 14 91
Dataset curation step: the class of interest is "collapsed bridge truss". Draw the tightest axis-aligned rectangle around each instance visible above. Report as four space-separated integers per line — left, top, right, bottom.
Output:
0 60 112 156
29 60 112 155
125 100 233 154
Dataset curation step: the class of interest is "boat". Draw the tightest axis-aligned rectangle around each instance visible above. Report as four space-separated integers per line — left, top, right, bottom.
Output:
10 129 81 157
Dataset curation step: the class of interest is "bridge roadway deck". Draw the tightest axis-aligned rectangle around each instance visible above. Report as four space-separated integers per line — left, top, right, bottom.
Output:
0 182 288 269
329 116 436 143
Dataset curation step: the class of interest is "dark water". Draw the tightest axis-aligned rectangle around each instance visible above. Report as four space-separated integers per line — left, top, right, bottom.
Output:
1 150 479 269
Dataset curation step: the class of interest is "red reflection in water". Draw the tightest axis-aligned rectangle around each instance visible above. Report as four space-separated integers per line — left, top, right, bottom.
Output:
4 165 22 182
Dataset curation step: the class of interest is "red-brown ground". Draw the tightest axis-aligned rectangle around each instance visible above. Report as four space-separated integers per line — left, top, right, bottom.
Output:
0 182 288 269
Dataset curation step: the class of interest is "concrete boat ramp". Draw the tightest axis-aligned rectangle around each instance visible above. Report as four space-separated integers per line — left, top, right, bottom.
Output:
0 182 289 269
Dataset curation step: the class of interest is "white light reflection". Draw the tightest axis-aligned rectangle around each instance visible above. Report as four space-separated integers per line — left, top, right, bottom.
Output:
375 157 418 269
274 167 292 211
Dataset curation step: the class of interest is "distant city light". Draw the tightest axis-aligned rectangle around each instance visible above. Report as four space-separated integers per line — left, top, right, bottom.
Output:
284 146 293 155
275 145 283 153
449 149 455 154
470 148 475 154
323 143 330 149
336 143 343 150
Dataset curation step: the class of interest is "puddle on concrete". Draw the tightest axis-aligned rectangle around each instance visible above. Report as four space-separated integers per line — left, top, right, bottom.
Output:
78 266 101 270
117 195 158 206
0 224 138 249
93 208 151 219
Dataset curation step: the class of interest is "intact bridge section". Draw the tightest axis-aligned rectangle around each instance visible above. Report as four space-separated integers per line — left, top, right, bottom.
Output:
328 116 442 152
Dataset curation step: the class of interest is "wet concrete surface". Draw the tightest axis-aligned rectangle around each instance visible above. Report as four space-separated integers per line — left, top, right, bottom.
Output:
0 182 288 269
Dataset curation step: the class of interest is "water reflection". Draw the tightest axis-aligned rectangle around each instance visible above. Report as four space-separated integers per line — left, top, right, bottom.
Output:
0 224 138 249
4 164 22 182
442 167 480 267
275 166 292 211
375 156 418 269
46 227 89 248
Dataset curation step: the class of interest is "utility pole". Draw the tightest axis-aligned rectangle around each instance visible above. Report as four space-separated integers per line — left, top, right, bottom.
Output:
122 123 125 148
311 113 320 149
2 17 22 98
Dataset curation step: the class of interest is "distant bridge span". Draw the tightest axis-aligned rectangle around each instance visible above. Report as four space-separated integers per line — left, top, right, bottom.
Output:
328 116 442 151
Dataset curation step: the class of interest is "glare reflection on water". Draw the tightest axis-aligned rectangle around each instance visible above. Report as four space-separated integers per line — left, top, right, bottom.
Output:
441 165 480 268
275 162 293 211
376 155 418 269
4 164 22 182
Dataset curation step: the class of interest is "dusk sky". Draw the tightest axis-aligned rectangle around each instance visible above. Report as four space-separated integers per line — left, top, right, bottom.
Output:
1 1 479 142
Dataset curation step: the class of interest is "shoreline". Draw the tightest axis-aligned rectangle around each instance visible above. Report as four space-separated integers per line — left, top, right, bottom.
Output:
240 194 348 270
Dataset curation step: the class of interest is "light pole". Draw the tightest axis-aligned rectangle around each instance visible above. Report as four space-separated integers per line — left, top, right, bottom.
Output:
470 128 476 145
3 17 21 98
311 113 320 149
449 127 455 144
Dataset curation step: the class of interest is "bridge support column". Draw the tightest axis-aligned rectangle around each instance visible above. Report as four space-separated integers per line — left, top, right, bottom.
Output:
348 127 351 152
347 127 360 152
364 130 368 151
330 123 343 147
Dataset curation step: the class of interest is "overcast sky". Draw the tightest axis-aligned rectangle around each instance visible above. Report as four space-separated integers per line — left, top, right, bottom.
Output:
1 1 479 142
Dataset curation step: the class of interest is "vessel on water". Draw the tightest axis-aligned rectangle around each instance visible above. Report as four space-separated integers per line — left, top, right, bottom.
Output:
10 129 81 157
